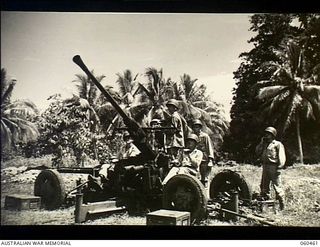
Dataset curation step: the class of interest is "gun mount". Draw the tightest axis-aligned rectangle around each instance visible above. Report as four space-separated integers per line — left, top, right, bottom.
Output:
33 55 254 224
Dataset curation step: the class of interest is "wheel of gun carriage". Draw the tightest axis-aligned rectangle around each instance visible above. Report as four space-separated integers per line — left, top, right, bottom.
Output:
34 169 66 210
162 174 208 222
209 169 252 204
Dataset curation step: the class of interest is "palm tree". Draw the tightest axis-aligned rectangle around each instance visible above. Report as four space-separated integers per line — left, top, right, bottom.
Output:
1 68 39 151
69 71 110 159
256 41 320 163
140 67 178 123
178 74 229 146
116 69 139 107
178 73 209 122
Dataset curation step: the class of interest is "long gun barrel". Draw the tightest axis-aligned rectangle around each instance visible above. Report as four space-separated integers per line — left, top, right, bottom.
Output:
73 55 156 160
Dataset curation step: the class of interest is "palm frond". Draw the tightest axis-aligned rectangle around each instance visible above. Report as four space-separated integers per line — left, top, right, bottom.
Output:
257 85 288 100
301 85 320 120
4 99 39 113
287 41 301 76
1 117 39 145
283 93 303 132
116 70 134 97
180 74 199 101
128 102 152 123
1 68 7 94
1 120 12 148
145 67 161 96
1 80 16 105
2 117 19 131
136 82 154 101
266 90 291 115
16 121 39 143
172 82 181 100
301 101 315 120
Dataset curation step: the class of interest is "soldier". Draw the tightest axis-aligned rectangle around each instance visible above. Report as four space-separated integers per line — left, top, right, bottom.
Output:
192 119 214 187
165 99 185 161
149 118 164 151
162 134 203 185
255 126 286 210
88 131 140 190
117 131 141 159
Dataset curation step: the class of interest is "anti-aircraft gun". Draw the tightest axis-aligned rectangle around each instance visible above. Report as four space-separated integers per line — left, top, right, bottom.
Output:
34 55 254 224
71 55 210 221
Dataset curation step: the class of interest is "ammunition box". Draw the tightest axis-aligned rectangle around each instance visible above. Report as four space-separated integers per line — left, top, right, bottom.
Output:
146 209 190 225
5 194 41 210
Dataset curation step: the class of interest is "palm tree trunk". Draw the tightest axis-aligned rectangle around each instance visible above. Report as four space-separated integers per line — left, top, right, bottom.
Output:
296 114 304 164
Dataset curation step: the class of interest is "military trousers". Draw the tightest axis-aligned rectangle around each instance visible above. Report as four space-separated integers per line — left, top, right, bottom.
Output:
199 161 212 184
260 164 284 200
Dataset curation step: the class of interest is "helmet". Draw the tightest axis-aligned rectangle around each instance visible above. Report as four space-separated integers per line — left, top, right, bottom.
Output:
166 99 179 109
150 118 161 125
192 119 203 127
264 127 277 137
123 131 130 138
186 134 199 143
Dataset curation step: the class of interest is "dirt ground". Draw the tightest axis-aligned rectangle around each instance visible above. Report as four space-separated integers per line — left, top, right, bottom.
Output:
1 156 320 226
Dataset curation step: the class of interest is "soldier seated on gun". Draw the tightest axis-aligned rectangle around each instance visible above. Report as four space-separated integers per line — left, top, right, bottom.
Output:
162 134 203 185
87 131 141 190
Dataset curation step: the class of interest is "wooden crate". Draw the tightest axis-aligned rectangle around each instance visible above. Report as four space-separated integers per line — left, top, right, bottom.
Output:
146 209 190 226
5 194 41 210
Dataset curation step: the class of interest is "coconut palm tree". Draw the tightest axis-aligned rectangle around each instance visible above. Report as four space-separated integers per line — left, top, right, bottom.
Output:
140 67 179 124
116 69 140 107
68 71 111 159
70 71 109 130
1 68 39 150
178 74 229 146
256 41 320 163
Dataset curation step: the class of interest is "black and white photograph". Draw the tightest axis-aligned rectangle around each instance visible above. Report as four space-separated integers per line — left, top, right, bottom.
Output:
1 5 320 239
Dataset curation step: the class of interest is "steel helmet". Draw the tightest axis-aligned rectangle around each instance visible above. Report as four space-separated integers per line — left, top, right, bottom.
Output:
150 118 161 125
186 133 199 143
166 99 179 109
123 131 131 138
264 127 277 137
192 119 203 127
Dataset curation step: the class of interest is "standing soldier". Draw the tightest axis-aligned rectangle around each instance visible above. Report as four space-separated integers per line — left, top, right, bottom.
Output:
192 119 214 187
149 118 164 151
255 126 286 210
165 99 185 161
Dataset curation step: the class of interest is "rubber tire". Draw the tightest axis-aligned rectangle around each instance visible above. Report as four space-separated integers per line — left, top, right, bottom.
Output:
34 169 66 210
209 169 252 202
162 174 208 221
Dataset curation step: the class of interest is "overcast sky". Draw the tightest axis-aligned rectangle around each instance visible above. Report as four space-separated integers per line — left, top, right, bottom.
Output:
1 12 254 120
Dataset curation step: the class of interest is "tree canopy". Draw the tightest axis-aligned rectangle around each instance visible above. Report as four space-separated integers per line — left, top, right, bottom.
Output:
226 14 320 164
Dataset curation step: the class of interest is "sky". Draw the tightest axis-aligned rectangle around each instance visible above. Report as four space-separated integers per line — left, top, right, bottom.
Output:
1 12 254 120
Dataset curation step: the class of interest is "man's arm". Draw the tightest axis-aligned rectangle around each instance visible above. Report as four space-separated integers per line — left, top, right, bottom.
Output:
189 150 203 168
278 142 286 169
255 138 265 157
205 135 214 160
